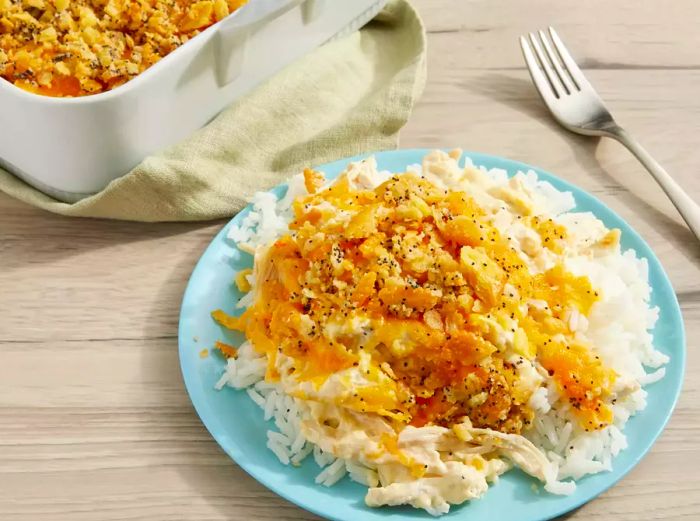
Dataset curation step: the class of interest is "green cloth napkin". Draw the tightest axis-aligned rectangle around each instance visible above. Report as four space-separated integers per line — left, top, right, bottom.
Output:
0 0 425 222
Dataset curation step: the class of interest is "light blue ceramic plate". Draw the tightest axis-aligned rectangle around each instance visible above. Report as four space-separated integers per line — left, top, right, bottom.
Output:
178 149 685 521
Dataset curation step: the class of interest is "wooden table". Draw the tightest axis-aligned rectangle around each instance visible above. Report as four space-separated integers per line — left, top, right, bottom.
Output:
2 2 698 519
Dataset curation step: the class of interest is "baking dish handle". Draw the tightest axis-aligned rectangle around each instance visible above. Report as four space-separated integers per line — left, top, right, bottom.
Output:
215 0 321 86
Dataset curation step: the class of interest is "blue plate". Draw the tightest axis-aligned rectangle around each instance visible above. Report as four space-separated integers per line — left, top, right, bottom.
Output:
178 149 685 521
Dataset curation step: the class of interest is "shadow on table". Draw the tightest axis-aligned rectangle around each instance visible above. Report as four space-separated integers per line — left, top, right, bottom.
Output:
139 240 322 521
464 72 699 264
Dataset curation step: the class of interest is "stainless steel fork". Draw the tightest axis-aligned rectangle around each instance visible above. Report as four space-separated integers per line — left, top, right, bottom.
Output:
520 27 700 241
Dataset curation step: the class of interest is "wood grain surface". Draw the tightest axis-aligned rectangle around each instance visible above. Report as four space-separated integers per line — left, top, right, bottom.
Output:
1 1 699 520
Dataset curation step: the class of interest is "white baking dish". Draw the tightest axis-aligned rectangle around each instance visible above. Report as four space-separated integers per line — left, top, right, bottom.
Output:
0 0 387 203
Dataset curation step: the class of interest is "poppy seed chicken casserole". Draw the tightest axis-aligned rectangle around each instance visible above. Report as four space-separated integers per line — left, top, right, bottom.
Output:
0 0 247 97
210 150 669 515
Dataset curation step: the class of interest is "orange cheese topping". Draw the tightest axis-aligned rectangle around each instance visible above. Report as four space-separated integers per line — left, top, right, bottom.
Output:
217 171 616 433
0 0 248 97
214 340 237 359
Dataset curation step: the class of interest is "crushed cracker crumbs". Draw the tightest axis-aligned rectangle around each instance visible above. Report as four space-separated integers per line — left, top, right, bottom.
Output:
0 0 247 96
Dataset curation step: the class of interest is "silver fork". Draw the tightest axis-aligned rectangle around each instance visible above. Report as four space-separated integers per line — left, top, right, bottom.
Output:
520 27 700 240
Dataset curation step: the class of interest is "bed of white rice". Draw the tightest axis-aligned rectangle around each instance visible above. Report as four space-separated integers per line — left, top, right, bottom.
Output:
216 156 669 500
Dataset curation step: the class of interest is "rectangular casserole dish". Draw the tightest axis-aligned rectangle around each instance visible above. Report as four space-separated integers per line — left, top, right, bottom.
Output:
0 0 387 202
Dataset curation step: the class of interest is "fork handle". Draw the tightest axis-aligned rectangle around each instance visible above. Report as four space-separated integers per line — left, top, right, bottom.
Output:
609 127 700 240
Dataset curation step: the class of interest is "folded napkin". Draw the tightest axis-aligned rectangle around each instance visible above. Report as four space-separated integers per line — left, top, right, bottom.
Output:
0 0 425 222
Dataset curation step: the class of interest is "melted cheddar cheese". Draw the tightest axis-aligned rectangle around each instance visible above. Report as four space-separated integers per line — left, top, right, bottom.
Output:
215 167 616 433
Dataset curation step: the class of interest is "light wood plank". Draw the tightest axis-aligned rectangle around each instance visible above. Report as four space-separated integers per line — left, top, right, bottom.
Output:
418 0 700 69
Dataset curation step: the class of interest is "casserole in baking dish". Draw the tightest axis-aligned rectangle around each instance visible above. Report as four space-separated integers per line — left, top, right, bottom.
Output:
0 0 250 97
0 0 387 202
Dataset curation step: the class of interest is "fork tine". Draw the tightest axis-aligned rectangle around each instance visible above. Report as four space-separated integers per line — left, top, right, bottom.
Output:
520 35 559 101
527 32 562 98
548 27 586 89
537 30 575 95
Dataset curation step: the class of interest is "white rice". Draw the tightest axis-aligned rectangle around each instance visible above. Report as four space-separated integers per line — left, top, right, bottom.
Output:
217 155 668 500
246 388 266 408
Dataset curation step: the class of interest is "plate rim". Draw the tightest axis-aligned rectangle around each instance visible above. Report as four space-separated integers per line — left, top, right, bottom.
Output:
178 148 686 521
